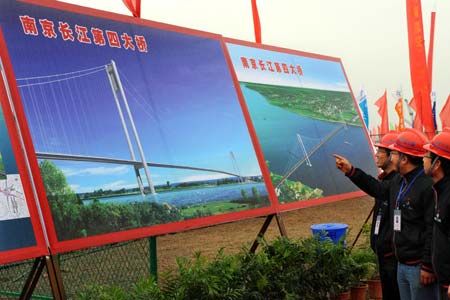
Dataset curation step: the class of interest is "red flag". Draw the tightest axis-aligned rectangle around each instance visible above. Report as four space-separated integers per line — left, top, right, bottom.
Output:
251 0 261 43
374 90 389 135
122 0 141 18
440 95 450 128
406 0 434 138
395 97 405 131
427 11 436 91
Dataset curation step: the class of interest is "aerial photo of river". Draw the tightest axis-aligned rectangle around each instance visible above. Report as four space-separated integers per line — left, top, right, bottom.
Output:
226 41 378 202
240 83 378 197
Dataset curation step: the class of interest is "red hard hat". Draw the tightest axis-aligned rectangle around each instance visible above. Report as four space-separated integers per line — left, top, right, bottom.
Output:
374 131 400 149
388 128 429 157
423 128 450 160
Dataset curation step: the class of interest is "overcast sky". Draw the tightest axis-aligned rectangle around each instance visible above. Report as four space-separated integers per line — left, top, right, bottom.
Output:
60 0 450 131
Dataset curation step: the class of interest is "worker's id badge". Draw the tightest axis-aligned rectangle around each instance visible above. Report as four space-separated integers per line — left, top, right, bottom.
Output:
374 214 381 235
394 209 401 231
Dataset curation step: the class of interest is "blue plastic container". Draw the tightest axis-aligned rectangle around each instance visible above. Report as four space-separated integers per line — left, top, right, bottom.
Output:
310 223 348 245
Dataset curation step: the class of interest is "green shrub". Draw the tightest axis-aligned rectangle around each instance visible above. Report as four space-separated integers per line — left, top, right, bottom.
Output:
76 285 127 300
75 236 367 300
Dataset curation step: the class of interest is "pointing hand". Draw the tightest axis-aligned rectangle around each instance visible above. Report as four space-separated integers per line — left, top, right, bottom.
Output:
332 154 352 174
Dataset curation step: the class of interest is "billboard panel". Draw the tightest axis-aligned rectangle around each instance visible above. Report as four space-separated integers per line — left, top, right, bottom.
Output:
225 39 378 210
0 37 47 264
0 0 274 253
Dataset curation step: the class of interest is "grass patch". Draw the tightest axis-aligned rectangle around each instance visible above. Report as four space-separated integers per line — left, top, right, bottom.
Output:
243 82 360 125
0 154 5 180
180 201 249 219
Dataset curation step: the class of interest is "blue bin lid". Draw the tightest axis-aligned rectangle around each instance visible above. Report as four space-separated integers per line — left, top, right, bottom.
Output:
310 223 348 231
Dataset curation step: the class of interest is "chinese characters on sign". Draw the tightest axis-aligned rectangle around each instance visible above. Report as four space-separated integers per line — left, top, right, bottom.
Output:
240 56 303 76
19 15 148 52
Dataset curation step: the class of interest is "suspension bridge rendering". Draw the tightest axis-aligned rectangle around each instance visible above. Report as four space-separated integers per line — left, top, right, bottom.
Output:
15 60 259 198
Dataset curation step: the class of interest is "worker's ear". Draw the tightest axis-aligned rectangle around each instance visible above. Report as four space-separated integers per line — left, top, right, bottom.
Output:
401 154 408 163
433 158 441 170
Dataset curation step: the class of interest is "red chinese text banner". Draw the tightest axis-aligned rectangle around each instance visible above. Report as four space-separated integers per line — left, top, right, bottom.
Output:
406 0 434 138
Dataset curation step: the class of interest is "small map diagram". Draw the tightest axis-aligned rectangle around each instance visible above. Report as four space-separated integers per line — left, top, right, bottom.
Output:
0 174 30 220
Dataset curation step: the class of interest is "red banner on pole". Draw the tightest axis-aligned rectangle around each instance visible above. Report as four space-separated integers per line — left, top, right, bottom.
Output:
251 0 261 43
406 0 434 138
409 97 422 130
122 0 141 18
374 90 389 135
427 11 436 91
440 95 450 128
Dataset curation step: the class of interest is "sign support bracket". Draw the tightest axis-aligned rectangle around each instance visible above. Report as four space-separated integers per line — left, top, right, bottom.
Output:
250 213 287 253
20 255 66 300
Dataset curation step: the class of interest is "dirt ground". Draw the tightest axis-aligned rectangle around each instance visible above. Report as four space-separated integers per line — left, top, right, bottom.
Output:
156 195 374 272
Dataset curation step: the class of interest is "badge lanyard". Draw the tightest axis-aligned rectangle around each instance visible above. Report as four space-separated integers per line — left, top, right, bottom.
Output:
395 169 424 209
394 169 424 232
374 213 382 235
